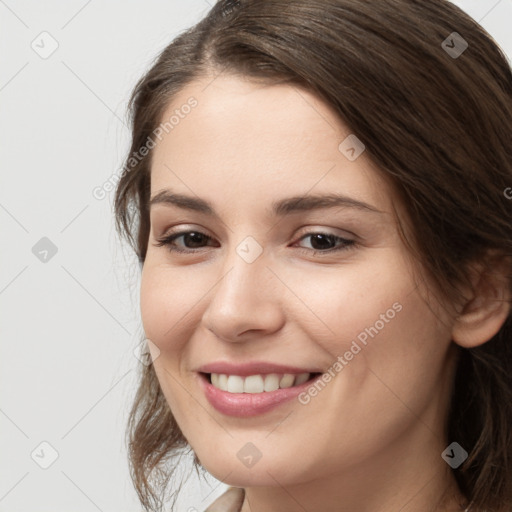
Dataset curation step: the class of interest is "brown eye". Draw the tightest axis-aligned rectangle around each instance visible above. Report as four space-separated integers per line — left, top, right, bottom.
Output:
295 232 355 253
155 230 218 253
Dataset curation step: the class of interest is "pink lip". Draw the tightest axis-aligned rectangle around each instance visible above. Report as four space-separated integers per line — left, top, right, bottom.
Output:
196 361 322 376
197 372 323 417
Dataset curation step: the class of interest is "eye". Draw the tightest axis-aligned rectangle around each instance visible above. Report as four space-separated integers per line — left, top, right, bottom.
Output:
154 230 218 253
293 231 355 254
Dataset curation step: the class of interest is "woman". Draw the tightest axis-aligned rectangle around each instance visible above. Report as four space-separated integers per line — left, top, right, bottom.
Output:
114 1 512 510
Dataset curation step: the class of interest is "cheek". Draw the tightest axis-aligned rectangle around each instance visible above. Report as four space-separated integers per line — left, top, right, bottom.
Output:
274 253 411 355
363 287 454 388
139 263 200 353
139 264 202 417
280 252 451 399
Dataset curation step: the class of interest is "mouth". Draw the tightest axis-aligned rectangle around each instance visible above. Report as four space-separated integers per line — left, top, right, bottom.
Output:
198 371 323 417
200 371 322 393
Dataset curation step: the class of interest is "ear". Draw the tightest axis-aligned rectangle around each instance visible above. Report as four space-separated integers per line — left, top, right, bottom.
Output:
452 252 511 348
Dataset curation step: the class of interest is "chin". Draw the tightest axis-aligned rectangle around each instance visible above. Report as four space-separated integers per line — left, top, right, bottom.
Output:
195 446 313 488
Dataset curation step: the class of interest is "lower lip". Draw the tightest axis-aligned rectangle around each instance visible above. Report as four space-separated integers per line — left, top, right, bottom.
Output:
198 373 322 417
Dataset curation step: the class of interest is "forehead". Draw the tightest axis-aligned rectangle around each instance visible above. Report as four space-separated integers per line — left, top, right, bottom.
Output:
149 74 393 214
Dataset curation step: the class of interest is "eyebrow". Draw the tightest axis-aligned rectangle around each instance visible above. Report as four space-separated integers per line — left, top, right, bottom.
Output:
149 190 382 217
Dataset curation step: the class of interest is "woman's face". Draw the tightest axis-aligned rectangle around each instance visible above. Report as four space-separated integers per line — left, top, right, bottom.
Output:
141 74 459 490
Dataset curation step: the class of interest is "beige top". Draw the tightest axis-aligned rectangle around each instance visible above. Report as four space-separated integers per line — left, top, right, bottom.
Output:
204 487 245 512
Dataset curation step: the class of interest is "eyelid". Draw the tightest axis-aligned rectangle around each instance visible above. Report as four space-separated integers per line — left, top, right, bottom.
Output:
155 223 213 239
293 225 357 241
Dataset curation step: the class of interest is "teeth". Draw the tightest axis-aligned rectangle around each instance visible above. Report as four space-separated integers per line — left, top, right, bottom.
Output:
263 373 280 392
209 372 311 393
244 375 264 393
279 374 295 388
294 373 310 386
227 375 244 393
218 374 228 390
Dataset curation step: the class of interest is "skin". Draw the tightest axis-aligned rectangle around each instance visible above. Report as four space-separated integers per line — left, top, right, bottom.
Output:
140 74 486 512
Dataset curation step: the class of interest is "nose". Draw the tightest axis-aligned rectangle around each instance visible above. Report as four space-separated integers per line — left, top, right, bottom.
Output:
201 244 285 342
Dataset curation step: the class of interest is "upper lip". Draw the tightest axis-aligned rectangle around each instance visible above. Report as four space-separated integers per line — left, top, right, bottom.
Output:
197 361 323 376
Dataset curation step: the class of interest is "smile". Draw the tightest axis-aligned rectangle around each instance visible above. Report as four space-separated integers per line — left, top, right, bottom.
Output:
198 371 323 417
208 372 315 393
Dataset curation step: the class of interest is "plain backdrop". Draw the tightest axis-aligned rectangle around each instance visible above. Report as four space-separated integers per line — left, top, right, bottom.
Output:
1 1 511 511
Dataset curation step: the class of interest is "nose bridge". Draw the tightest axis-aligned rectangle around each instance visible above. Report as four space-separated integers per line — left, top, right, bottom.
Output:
212 236 269 312
217 233 268 296
202 234 284 340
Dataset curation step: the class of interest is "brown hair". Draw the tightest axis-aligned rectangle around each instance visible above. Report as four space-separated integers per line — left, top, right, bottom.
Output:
114 0 512 510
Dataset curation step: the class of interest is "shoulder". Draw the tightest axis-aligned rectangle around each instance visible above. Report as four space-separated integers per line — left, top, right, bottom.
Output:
204 486 245 512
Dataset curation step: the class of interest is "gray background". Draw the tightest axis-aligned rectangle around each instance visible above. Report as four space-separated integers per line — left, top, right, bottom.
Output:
1 1 511 511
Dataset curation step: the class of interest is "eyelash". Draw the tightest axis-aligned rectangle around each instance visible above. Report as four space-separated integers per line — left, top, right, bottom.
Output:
154 230 356 256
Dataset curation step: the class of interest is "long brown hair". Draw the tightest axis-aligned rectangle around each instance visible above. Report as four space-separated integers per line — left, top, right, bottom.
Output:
114 1 512 510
